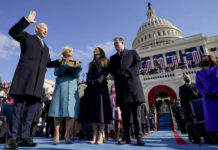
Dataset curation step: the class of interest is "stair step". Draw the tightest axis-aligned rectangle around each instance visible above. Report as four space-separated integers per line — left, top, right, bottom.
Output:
158 113 172 131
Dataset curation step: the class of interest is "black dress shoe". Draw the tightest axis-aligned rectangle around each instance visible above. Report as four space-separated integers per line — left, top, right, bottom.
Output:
4 140 18 150
137 137 145 146
18 138 37 147
118 139 131 145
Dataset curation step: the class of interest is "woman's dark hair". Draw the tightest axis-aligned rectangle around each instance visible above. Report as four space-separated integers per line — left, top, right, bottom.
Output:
97 47 106 59
89 47 108 67
200 55 217 67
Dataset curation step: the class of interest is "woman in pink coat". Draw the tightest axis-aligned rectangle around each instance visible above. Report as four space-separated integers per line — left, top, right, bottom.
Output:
110 85 122 141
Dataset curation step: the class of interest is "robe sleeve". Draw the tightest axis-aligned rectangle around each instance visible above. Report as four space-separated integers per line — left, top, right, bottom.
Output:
196 71 208 96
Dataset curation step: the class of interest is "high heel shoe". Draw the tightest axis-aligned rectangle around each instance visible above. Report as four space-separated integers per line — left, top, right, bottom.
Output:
53 133 59 145
65 136 72 144
53 141 59 145
65 140 72 144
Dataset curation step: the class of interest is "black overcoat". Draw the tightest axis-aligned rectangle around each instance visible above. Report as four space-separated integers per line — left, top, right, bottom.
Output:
79 59 112 124
109 49 145 106
179 83 201 117
8 17 57 100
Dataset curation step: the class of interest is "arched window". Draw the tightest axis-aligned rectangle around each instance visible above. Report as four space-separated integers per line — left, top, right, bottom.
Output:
149 34 151 39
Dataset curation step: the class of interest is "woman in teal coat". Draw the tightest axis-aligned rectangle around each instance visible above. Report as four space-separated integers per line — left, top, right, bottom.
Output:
48 46 82 144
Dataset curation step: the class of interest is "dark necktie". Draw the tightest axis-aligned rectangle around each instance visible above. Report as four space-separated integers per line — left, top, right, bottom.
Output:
119 51 123 58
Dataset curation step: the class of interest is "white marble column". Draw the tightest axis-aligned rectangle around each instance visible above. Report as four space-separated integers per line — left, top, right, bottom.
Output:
162 53 167 67
182 49 187 65
202 45 209 55
176 51 180 62
150 56 154 68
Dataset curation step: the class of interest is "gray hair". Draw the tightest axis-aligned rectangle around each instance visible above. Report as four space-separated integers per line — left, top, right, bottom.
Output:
34 23 47 34
36 23 47 29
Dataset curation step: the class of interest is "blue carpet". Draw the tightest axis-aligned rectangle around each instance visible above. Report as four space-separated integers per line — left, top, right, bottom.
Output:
159 113 172 131
1 131 218 150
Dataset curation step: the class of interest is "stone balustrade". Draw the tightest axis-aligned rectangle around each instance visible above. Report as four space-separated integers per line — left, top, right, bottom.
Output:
142 67 201 82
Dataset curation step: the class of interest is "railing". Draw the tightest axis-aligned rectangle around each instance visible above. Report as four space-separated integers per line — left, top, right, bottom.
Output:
142 67 201 81
182 67 201 75
143 72 175 81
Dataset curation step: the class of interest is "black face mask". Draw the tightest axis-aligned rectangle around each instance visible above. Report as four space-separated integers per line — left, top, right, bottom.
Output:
201 60 210 67
184 78 190 83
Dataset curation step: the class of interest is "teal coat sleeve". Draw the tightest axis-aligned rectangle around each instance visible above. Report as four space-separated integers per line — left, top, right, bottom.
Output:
72 65 82 78
54 64 69 77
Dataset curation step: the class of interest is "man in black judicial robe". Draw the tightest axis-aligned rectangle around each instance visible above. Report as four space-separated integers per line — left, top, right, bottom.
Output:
109 37 145 146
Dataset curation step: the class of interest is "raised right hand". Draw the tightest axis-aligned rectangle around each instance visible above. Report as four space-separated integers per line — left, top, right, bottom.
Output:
27 10 37 23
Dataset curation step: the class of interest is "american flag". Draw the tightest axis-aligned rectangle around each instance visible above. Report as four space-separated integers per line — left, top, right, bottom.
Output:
166 55 178 67
186 51 201 65
166 56 174 67
153 58 159 68
157 57 165 69
146 59 152 72
142 61 147 68
192 51 201 64
153 57 165 73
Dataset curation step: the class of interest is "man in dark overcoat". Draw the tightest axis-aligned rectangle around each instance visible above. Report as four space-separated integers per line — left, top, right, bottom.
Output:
109 37 145 146
5 11 59 150
179 74 201 139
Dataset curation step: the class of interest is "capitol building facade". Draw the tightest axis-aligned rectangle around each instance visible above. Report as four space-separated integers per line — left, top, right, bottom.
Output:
133 3 218 110
43 3 218 113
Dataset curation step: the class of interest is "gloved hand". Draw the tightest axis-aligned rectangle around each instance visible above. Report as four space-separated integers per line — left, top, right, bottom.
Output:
55 59 62 68
117 70 130 80
206 92 218 100
74 66 82 73
47 59 62 68
87 80 99 86
65 67 75 74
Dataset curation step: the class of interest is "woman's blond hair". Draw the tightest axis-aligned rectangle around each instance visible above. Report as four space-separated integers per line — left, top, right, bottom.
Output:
61 46 73 59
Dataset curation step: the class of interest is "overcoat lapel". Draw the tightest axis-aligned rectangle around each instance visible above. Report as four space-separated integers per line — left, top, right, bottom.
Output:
120 49 128 68
33 35 44 50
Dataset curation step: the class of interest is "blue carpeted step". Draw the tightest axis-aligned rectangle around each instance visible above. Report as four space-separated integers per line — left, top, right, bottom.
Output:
158 113 172 131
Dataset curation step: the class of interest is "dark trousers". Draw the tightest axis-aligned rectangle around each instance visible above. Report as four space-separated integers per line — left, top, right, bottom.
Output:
7 97 39 140
120 104 143 140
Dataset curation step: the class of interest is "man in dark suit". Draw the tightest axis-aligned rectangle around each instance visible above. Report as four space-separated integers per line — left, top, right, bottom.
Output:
109 37 145 146
179 74 201 137
5 11 60 150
